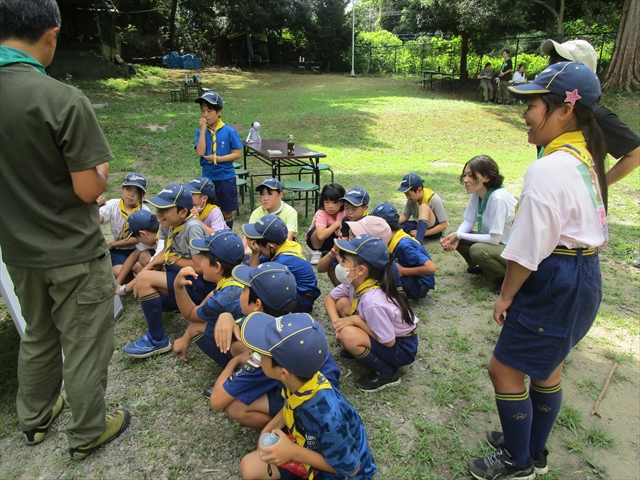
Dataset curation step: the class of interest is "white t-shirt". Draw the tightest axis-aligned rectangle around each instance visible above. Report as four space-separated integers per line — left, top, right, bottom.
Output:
511 71 527 84
99 199 152 251
459 188 517 245
502 151 608 271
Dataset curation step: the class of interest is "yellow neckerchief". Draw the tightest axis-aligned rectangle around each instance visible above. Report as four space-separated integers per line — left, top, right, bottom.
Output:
350 277 381 314
199 203 218 221
388 229 419 254
420 188 436 206
120 199 141 239
540 131 592 168
282 371 332 478
206 119 225 164
164 214 195 263
215 276 244 291
274 240 305 259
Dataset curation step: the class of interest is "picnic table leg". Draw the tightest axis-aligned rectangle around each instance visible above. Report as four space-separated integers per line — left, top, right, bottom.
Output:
243 146 248 170
313 158 320 210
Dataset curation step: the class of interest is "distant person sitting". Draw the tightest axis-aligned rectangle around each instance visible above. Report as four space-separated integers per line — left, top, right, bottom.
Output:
477 62 494 102
511 64 527 85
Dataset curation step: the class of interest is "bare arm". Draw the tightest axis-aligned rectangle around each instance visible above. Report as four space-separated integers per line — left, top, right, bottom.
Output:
397 259 436 277
606 146 640 185
70 162 109 203
426 220 448 237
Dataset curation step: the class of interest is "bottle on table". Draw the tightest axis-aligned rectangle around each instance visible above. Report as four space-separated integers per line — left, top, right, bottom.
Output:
287 134 295 155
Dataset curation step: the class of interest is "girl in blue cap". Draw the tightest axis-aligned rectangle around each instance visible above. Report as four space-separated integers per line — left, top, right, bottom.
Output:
468 62 608 480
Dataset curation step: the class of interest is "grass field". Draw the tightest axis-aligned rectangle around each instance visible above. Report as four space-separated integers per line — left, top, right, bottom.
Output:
0 67 638 479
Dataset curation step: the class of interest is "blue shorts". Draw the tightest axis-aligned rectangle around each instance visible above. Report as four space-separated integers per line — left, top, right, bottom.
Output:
368 329 418 372
222 360 280 415
212 178 238 213
162 264 216 311
305 225 338 252
401 220 443 240
494 250 602 380
401 275 428 300
194 333 233 369
109 248 135 267
295 292 316 313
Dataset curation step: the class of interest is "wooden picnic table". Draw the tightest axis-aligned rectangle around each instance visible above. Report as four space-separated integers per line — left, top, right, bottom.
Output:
291 61 323 74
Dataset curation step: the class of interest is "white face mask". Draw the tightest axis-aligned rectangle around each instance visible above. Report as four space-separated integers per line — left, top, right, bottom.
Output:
335 263 354 285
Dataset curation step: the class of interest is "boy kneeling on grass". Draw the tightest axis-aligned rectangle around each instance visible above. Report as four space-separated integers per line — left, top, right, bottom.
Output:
239 312 376 480
172 230 246 370
208 263 340 430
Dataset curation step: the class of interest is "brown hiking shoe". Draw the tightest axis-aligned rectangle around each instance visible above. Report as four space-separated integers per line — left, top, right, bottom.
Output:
69 409 131 460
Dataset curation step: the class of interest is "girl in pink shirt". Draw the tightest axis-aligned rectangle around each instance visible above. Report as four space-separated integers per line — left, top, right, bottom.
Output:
305 183 346 263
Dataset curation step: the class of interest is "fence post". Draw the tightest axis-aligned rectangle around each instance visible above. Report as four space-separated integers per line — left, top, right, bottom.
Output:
420 42 424 76
514 37 520 68
368 45 371 74
394 47 397 74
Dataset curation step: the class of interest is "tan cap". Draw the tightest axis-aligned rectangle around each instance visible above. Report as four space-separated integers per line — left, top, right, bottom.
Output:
541 39 597 72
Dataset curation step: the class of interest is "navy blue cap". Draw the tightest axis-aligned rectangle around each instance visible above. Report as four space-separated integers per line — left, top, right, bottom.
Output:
124 209 157 239
397 173 424 193
240 312 328 378
371 202 400 223
184 177 216 198
341 187 370 206
195 91 223 109
242 214 288 244
256 178 283 193
145 184 194 210
334 233 389 270
122 172 147 192
508 61 600 111
232 262 297 310
190 230 245 265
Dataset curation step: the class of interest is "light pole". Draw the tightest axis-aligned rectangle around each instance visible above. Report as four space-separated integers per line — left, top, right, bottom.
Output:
350 0 356 76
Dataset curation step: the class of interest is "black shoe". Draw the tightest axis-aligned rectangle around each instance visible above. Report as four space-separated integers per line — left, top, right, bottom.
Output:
23 395 65 446
486 431 549 475
467 266 483 275
468 448 535 479
202 385 213 398
355 370 401 392
340 348 355 360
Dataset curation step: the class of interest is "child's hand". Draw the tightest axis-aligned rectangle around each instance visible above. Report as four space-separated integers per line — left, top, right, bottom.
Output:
199 117 207 129
96 194 106 206
173 336 190 362
214 314 240 353
332 219 342 231
332 315 358 333
247 239 260 254
190 206 200 217
174 267 197 287
261 429 298 465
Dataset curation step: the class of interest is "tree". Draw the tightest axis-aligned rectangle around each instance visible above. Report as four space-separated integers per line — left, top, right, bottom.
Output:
603 0 639 91
530 0 566 39
307 0 351 72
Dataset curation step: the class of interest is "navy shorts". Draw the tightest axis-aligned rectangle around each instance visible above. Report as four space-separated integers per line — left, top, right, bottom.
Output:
368 329 418 372
401 275 428 300
194 333 233 368
295 292 316 313
109 248 135 267
494 250 602 380
212 177 238 213
305 225 338 252
162 264 216 311
401 220 443 240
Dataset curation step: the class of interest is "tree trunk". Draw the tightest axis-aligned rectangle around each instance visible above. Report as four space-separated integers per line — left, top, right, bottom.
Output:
167 0 178 51
459 32 469 80
532 0 564 41
603 0 640 92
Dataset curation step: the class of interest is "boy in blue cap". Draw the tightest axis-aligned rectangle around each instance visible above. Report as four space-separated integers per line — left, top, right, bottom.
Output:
397 173 449 242
318 186 370 286
372 202 436 299
239 312 375 479
194 91 243 228
208 263 339 430
171 230 246 368
248 178 298 241
123 184 214 358
184 176 228 234
115 209 159 296
244 214 320 313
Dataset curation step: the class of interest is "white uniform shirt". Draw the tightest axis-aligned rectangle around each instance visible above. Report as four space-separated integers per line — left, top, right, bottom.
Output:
99 199 152 251
461 188 517 245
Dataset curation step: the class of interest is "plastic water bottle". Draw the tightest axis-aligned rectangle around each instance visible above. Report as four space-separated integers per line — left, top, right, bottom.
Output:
287 134 295 155
259 432 279 455
184 74 188 84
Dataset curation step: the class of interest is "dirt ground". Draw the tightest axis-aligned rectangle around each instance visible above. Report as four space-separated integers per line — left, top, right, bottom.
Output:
0 235 638 479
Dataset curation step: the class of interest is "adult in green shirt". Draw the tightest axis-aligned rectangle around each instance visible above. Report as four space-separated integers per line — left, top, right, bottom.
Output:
0 0 129 460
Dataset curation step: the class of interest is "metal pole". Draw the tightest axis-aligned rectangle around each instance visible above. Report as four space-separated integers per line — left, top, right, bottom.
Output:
350 0 356 76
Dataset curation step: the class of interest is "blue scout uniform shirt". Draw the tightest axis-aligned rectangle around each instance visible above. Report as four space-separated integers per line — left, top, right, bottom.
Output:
196 284 243 339
272 252 321 300
394 238 435 290
193 125 243 181
222 349 341 410
287 385 377 479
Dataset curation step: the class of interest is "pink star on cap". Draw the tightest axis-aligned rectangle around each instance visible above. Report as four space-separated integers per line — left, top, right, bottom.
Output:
564 89 582 105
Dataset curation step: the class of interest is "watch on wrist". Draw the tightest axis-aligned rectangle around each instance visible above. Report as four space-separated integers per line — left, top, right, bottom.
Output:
120 284 127 294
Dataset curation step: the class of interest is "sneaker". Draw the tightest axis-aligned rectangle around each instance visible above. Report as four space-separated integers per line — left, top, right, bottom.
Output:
468 448 535 480
486 431 549 475
123 332 172 358
339 348 355 360
467 265 483 275
69 409 131 461
202 385 213 399
23 394 65 446
310 250 322 265
355 370 401 392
